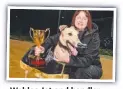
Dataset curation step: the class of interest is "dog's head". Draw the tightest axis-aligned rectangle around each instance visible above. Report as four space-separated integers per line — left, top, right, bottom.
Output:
59 26 87 56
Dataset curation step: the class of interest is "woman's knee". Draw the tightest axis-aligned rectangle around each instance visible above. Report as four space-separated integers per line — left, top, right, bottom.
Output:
75 65 103 79
89 65 103 79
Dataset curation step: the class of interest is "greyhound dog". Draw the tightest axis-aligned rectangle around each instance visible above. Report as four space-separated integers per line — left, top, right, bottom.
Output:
53 26 87 63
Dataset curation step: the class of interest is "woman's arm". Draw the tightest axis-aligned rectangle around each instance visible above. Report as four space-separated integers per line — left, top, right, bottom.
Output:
42 33 60 51
67 32 101 68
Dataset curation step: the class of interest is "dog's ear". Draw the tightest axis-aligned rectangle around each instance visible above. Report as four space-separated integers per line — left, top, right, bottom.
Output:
70 26 75 29
59 25 68 32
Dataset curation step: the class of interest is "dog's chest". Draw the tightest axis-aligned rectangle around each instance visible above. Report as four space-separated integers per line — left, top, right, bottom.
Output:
54 45 70 60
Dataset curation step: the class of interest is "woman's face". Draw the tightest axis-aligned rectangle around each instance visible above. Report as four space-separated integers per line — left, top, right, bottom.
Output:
74 11 88 31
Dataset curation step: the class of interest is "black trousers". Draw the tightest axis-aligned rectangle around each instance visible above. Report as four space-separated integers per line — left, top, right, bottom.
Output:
68 65 103 79
21 47 102 79
37 60 103 79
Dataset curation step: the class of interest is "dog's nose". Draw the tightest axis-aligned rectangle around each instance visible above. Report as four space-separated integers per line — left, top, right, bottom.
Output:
77 43 87 48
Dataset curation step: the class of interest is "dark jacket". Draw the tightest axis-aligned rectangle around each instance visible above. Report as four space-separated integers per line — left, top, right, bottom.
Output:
40 23 102 75
68 23 102 68
43 23 101 64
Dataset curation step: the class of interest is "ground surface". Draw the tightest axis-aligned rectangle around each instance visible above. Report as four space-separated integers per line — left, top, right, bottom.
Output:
9 39 113 79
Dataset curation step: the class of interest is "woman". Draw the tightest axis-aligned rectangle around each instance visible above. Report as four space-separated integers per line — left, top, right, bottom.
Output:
35 10 103 79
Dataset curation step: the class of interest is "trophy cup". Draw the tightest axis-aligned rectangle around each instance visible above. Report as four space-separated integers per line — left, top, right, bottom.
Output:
20 27 50 78
29 27 50 67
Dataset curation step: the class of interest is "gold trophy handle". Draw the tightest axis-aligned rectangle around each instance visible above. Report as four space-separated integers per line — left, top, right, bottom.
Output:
29 27 34 40
44 28 50 42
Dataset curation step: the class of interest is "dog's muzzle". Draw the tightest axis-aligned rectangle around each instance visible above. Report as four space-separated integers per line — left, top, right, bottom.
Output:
77 43 87 48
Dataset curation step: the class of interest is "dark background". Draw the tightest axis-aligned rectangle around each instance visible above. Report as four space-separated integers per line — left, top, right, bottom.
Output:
10 9 114 49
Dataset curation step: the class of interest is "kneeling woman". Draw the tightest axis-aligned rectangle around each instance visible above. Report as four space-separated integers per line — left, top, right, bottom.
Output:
34 10 103 79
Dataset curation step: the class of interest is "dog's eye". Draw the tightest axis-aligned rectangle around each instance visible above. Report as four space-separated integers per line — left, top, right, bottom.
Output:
68 33 72 36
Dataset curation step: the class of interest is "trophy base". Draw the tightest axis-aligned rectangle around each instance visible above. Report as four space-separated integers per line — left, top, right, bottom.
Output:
27 54 46 68
31 59 45 66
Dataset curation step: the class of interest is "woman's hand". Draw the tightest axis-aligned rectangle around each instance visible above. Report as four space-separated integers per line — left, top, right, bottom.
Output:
59 25 68 31
34 46 45 56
